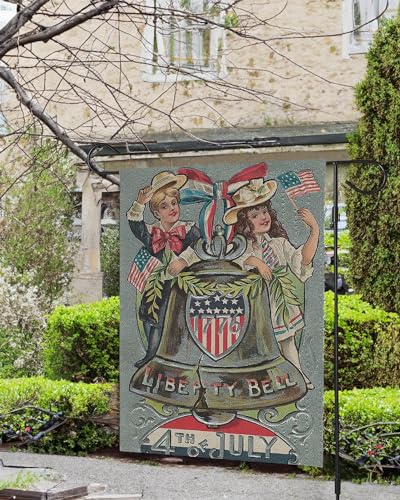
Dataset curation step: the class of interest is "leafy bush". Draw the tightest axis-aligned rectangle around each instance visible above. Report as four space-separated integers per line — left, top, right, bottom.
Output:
346 16 400 313
100 226 120 298
324 292 400 390
0 139 77 309
43 297 119 382
41 291 400 389
0 265 47 377
0 377 117 455
322 387 400 480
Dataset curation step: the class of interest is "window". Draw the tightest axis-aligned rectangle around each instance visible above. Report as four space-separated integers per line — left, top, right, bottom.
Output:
143 0 226 81
343 0 398 55
0 1 17 132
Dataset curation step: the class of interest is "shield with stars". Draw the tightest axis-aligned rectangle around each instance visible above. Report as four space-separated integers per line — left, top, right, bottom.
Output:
186 292 249 360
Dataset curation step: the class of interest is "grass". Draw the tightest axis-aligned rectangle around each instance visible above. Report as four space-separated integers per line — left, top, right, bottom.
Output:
0 471 37 490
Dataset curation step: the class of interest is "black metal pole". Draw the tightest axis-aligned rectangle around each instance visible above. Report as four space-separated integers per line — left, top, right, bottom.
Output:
333 161 341 499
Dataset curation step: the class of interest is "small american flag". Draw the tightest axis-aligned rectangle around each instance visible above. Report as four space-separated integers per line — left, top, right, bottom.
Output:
127 247 160 293
277 169 320 199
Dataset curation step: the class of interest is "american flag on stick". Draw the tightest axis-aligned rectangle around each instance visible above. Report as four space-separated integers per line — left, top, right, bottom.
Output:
277 169 321 199
127 247 160 293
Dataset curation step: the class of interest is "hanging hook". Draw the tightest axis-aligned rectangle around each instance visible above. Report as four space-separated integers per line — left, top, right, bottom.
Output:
338 159 387 195
86 143 121 185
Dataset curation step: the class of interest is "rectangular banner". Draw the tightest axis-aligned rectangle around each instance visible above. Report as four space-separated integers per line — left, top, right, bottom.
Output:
120 161 325 466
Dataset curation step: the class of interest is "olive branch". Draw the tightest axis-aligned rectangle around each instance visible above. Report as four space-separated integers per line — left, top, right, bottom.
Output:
173 272 217 296
269 265 302 328
143 251 173 323
217 274 263 298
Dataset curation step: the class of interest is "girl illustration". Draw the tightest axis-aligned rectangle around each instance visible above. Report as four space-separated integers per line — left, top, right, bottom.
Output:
223 179 319 389
127 171 201 367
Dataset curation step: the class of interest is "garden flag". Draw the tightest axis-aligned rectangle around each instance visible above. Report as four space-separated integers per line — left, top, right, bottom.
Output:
120 161 325 468
277 169 320 199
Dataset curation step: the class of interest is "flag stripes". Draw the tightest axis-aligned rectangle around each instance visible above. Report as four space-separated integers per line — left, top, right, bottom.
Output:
127 247 160 293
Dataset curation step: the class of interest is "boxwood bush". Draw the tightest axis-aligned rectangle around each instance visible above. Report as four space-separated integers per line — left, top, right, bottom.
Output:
321 387 400 480
43 296 119 382
0 377 117 454
324 292 400 390
1 377 398 479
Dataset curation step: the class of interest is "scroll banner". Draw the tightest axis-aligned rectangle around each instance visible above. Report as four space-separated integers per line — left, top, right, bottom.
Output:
120 161 325 466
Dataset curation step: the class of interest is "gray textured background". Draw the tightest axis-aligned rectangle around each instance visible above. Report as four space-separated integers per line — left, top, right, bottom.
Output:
120 159 325 467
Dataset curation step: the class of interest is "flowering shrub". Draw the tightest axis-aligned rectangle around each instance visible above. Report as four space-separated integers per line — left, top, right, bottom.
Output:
0 264 47 377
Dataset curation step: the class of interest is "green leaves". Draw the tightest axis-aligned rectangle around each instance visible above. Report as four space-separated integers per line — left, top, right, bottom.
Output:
43 297 120 382
217 274 263 298
143 251 172 323
270 266 301 328
0 377 117 455
347 16 400 313
175 272 216 296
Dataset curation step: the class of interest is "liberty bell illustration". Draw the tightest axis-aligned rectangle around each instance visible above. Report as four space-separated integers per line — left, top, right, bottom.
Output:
130 221 307 427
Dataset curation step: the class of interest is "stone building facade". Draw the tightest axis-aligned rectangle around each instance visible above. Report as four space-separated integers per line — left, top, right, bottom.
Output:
1 0 398 301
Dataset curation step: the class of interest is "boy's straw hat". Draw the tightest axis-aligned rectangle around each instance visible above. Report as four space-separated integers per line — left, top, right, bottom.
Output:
223 178 277 225
150 171 187 194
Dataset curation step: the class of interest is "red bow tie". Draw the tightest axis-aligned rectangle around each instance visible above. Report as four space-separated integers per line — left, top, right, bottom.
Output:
151 225 187 254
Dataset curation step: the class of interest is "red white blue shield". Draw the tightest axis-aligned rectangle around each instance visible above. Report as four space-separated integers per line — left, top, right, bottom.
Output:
186 293 249 360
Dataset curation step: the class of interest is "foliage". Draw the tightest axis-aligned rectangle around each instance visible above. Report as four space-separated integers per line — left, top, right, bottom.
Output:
39 285 400 388
0 139 77 309
144 251 173 323
346 15 400 312
100 225 120 298
43 297 119 382
324 230 352 252
324 292 400 390
321 387 400 481
0 472 37 490
0 377 116 455
0 265 47 377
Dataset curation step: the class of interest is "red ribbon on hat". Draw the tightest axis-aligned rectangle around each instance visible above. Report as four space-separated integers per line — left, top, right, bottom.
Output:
151 225 187 254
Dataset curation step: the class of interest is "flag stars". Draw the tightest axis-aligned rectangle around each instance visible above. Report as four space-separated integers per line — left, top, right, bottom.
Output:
204 299 210 306
231 298 238 305
222 308 229 314
214 307 220 314
214 294 221 302
206 308 213 314
198 308 204 314
190 308 195 314
222 298 229 304
236 307 244 314
195 300 201 307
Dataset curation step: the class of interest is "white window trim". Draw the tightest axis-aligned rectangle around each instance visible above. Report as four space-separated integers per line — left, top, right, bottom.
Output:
142 0 226 82
342 0 399 57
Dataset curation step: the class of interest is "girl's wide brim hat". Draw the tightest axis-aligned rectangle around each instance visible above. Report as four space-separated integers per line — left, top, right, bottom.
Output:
150 171 187 194
223 178 277 225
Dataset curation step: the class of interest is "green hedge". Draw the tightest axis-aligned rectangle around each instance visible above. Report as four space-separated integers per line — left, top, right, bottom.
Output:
1 378 398 479
0 377 117 454
324 292 400 390
322 387 400 479
41 293 400 390
43 297 119 382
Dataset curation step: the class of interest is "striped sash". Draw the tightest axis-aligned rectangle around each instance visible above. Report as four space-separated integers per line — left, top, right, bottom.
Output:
261 239 279 269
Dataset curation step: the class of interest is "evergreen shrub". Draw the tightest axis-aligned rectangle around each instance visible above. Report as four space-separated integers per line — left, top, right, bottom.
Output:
0 377 117 455
43 297 119 382
346 15 400 313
